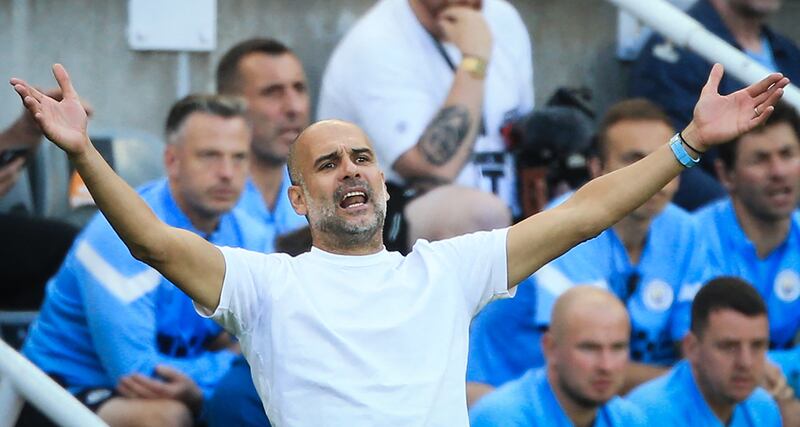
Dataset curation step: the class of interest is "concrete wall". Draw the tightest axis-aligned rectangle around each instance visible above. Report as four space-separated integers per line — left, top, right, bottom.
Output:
1 0 799 140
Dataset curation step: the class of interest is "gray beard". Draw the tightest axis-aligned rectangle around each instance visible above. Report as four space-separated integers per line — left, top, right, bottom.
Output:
313 204 386 247
304 184 387 249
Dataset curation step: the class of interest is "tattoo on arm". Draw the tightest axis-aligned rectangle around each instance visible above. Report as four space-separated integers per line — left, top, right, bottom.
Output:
418 106 471 166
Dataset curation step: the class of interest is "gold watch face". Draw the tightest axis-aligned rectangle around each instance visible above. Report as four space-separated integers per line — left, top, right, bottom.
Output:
461 56 487 79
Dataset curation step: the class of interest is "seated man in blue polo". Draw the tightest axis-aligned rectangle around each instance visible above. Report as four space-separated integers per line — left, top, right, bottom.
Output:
203 37 314 427
470 286 645 427
628 277 781 426
467 99 705 404
20 95 269 426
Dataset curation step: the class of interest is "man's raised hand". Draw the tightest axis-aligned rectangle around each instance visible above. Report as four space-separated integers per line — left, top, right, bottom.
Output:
683 63 789 151
9 64 89 156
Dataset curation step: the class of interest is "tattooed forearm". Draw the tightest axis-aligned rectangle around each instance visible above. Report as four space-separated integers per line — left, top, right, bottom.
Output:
418 105 471 166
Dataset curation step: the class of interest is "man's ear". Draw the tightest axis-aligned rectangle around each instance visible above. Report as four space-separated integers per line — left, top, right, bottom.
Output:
288 185 308 216
381 171 389 201
164 145 179 180
683 332 699 363
587 156 603 179
714 159 735 193
541 330 555 363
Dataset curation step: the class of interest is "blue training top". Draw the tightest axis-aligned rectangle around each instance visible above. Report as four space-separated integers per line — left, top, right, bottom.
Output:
468 193 704 387
469 368 646 427
627 360 781 427
235 168 307 253
23 178 270 399
683 199 800 349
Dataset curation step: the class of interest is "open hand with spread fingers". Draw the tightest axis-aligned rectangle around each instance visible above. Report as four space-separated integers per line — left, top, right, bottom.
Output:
682 63 789 151
9 64 89 157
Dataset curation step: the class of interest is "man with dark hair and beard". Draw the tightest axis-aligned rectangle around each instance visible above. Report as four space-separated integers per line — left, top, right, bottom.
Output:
470 286 645 427
10 62 786 425
628 277 782 426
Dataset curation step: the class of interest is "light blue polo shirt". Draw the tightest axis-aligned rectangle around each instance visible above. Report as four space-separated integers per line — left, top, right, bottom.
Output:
468 193 704 387
627 360 782 426
235 168 307 253
470 368 646 427
683 199 800 349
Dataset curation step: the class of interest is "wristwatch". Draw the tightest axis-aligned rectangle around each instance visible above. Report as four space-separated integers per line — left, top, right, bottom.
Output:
460 56 488 80
669 133 700 168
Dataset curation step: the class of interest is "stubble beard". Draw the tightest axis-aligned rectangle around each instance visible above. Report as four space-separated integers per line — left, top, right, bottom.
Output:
305 186 387 248
557 373 608 410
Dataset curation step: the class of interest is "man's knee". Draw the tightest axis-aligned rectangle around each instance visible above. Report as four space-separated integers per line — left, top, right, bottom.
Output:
97 398 193 427
406 185 511 243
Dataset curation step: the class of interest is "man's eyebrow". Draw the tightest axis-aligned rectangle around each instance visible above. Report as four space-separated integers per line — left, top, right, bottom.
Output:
351 147 373 156
313 150 340 168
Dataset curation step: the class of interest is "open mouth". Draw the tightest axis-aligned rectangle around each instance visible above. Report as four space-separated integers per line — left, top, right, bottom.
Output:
339 190 368 209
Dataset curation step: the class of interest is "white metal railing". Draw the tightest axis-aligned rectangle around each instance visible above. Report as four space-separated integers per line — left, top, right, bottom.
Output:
0 338 107 427
609 0 800 111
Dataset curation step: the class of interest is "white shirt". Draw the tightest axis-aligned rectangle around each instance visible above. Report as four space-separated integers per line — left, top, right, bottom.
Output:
197 228 512 426
317 0 534 210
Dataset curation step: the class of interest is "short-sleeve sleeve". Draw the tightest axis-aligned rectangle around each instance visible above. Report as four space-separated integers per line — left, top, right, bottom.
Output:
194 247 287 336
421 228 512 316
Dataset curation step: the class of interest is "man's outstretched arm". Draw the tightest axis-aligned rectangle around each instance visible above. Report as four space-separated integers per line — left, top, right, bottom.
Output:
506 64 788 288
10 64 225 310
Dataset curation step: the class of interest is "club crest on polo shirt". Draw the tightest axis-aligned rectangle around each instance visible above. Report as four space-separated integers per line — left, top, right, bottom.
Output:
642 280 674 312
774 270 800 303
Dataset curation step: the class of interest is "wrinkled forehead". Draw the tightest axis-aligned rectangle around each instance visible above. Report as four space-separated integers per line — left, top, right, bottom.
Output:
295 122 374 166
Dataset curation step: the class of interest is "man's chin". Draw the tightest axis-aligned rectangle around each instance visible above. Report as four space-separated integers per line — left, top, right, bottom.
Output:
203 201 238 216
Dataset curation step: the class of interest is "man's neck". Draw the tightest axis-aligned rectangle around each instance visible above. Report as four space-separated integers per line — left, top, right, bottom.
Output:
691 363 737 423
311 230 384 256
169 182 220 235
612 216 652 265
251 157 286 211
546 370 599 427
732 198 792 258
711 0 766 51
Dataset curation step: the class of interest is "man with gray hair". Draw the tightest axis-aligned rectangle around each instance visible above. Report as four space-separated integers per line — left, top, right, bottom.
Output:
18 94 269 427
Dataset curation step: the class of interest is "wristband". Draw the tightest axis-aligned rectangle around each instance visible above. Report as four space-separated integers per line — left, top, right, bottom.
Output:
669 133 700 168
678 131 705 154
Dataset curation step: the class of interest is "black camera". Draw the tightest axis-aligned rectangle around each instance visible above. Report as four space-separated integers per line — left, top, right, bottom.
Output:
505 88 596 218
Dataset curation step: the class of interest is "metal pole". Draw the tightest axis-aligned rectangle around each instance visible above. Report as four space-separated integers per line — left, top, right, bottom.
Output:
608 0 800 110
0 339 107 427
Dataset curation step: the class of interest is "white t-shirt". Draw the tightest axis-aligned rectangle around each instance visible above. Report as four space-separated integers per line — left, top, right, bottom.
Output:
317 0 534 210
197 228 512 426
